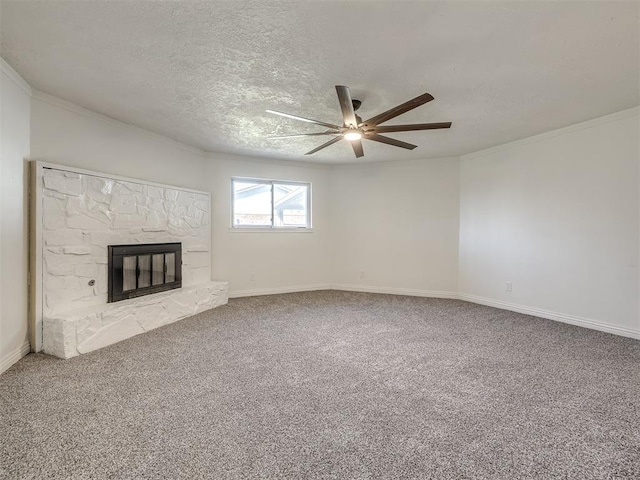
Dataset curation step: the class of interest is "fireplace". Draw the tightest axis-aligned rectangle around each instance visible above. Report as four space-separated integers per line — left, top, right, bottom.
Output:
108 243 182 303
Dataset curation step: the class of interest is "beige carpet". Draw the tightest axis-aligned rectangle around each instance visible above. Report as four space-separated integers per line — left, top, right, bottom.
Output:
1 291 639 479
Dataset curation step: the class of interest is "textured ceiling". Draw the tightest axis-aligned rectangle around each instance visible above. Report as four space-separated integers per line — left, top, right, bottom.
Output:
1 0 638 164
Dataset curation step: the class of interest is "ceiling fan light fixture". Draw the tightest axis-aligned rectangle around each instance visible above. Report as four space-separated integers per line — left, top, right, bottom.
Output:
266 86 451 158
343 130 362 141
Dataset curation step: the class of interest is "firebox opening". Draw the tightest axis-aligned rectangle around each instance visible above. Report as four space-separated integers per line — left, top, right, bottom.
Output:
108 243 182 303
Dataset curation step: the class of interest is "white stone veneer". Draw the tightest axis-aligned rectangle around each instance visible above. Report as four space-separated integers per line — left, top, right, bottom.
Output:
44 281 228 359
42 168 212 314
40 166 227 358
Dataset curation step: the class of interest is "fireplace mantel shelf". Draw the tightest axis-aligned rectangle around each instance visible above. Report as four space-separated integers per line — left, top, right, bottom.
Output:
43 281 229 359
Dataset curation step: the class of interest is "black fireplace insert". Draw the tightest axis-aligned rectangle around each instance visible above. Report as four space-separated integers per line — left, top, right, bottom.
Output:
108 243 182 303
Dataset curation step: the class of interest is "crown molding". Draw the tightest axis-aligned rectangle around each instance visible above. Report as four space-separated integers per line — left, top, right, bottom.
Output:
0 57 32 96
462 106 640 161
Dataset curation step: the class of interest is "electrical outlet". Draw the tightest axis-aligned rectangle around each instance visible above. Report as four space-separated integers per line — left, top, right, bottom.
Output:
506 281 512 292
250 272 256 282
359 271 365 279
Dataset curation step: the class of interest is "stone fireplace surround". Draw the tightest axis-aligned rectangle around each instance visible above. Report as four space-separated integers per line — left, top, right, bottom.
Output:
33 162 228 359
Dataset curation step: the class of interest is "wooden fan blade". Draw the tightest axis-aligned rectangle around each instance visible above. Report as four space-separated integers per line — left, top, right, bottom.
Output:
335 85 358 128
373 122 452 133
305 136 343 155
266 110 341 130
269 131 341 139
361 93 435 127
350 139 364 158
365 133 417 150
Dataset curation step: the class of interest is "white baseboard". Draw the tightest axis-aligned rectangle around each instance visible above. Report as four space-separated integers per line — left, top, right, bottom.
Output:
230 283 458 300
458 293 640 340
224 284 640 341
0 340 31 376
229 284 333 298
330 284 459 299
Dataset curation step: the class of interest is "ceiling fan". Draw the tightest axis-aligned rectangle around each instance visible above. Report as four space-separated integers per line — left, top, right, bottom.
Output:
266 85 451 158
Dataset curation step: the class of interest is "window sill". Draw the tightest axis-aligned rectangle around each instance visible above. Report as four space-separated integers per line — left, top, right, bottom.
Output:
228 227 314 233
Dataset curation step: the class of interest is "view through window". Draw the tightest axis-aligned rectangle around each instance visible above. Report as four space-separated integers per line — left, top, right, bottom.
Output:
232 178 311 228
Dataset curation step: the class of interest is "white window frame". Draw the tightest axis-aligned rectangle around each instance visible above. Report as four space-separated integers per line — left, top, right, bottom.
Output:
230 177 312 231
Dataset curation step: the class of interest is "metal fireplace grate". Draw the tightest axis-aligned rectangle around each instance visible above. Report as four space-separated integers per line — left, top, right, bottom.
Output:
108 243 182 303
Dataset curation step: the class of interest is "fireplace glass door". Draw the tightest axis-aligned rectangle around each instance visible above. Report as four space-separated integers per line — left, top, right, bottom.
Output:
108 243 182 302
123 254 152 291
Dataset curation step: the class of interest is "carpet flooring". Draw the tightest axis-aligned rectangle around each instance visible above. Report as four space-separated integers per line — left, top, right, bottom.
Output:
1 291 640 479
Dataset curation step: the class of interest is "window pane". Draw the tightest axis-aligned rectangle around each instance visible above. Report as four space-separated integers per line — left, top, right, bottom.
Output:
273 183 308 227
233 181 272 226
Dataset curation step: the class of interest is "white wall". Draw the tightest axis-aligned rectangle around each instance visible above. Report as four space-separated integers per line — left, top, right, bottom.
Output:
29 91 460 301
206 155 333 296
331 158 460 296
0 60 31 373
459 108 640 337
14 85 640 348
30 93 208 191
29 93 334 298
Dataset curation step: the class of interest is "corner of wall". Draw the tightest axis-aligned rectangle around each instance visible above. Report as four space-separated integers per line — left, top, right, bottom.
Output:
1 58 32 97
457 107 640 339
0 56 32 374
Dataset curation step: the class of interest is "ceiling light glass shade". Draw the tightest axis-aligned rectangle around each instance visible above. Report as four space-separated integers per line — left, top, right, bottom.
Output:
343 131 362 141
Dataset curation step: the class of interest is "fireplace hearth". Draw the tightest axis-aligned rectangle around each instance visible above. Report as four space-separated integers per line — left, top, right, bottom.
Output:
108 243 182 302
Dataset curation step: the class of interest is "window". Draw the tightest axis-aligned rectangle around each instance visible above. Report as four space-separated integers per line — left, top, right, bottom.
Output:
231 178 311 229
